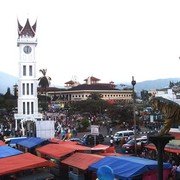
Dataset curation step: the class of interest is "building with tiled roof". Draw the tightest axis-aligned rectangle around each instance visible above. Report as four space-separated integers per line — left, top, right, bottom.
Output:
43 77 133 106
64 80 80 88
84 76 100 84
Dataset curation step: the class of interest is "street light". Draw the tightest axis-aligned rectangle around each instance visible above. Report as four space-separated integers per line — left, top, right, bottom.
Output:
131 76 137 156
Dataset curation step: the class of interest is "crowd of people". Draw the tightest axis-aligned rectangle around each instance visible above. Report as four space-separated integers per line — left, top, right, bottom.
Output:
0 110 179 179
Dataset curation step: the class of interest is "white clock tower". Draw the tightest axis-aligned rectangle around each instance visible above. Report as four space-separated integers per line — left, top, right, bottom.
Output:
14 19 42 136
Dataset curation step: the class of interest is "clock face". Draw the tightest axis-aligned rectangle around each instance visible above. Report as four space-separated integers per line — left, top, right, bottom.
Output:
23 46 32 54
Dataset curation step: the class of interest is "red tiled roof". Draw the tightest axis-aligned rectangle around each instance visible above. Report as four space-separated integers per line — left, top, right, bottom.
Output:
61 152 104 170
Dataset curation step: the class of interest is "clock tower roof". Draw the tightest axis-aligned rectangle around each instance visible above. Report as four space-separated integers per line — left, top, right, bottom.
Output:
17 18 37 38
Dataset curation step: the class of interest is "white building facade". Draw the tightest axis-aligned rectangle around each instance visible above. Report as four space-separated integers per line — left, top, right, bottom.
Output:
14 19 42 136
155 88 180 105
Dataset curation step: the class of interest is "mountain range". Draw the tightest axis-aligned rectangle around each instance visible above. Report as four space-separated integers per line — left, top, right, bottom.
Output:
0 72 18 94
0 71 180 94
132 78 180 92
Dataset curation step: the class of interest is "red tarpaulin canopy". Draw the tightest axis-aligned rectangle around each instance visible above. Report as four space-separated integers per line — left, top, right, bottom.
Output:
36 144 75 159
0 140 5 146
145 144 180 154
61 152 104 170
49 138 77 144
91 144 110 151
57 141 91 151
0 153 53 176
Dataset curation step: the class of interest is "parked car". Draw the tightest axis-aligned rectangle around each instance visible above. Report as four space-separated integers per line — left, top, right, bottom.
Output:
78 133 104 146
113 130 134 143
122 136 147 154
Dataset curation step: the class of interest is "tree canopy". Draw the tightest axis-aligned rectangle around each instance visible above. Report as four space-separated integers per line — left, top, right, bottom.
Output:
38 69 51 90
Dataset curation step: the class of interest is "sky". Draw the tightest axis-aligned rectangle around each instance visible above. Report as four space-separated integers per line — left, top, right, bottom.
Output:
1 0 180 87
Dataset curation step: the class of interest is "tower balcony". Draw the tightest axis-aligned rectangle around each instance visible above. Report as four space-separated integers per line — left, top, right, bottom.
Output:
17 37 37 46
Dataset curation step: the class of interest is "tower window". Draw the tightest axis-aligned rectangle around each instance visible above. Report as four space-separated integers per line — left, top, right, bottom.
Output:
27 83 29 95
22 83 25 95
23 65 26 76
31 83 33 95
27 102 30 114
29 65 32 76
23 102 25 114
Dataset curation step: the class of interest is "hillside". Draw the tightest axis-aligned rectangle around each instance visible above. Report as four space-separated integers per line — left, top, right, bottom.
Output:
0 71 180 94
135 78 180 92
117 78 180 93
0 72 18 94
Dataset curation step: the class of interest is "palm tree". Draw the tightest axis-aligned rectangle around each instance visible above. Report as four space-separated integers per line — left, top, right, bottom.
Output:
38 69 51 110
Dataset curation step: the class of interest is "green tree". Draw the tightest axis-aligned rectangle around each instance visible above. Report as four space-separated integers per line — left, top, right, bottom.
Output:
3 88 17 112
88 92 102 100
80 118 90 131
140 89 152 106
4 87 11 99
70 98 108 116
38 69 51 91
38 69 51 110
107 103 133 125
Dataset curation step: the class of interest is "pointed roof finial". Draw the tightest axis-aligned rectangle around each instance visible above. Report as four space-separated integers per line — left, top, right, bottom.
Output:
17 18 37 37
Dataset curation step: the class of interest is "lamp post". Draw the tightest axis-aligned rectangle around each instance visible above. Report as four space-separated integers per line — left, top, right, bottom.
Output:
131 76 137 156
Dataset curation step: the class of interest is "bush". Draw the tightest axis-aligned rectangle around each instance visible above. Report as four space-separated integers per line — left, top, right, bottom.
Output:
78 119 90 132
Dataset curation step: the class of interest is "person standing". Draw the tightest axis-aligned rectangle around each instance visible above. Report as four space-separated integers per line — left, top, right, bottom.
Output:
110 136 114 146
109 127 113 135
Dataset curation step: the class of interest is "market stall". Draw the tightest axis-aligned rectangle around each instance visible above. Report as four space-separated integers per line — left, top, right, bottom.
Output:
89 156 172 180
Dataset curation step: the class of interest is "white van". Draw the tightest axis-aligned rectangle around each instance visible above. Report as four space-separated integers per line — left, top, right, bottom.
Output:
113 130 134 143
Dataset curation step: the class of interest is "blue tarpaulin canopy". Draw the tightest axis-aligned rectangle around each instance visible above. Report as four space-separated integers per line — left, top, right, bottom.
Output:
6 137 28 147
0 146 22 158
16 137 48 149
88 156 172 180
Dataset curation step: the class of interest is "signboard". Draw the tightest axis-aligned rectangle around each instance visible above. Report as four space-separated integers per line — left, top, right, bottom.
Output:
36 120 55 139
150 115 154 123
91 125 99 135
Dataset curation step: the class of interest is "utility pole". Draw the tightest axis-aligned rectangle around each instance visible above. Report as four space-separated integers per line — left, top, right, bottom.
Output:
131 76 137 156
